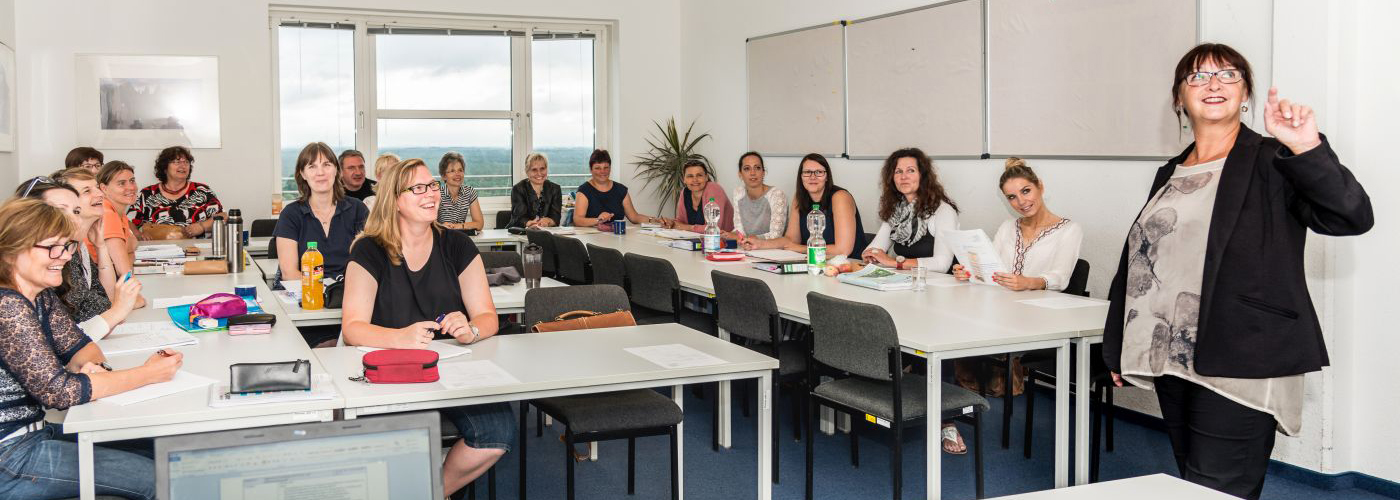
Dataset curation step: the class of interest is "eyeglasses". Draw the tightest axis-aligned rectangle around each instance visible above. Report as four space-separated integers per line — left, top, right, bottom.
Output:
1184 69 1242 87
80 160 102 168
402 182 442 195
170 159 192 166
800 169 827 178
20 176 55 198
34 241 79 259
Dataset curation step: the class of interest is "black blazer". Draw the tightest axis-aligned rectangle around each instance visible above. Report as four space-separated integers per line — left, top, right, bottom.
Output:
507 179 562 228
1102 126 1372 378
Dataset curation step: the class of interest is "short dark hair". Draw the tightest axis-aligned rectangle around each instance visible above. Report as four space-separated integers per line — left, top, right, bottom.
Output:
339 149 365 165
64 147 104 169
588 149 611 166
1172 43 1254 125
737 151 764 172
97 161 135 185
293 142 344 203
439 151 465 177
153 146 194 183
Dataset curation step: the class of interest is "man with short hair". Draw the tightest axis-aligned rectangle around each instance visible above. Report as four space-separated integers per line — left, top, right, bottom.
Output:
339 149 375 200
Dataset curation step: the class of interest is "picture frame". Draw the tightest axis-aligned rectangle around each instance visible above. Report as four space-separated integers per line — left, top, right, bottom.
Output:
75 55 221 149
0 42 15 153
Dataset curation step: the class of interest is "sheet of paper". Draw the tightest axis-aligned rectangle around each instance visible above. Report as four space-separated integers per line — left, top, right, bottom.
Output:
358 341 471 360
437 360 521 390
135 244 185 260
938 229 1007 286
653 228 704 240
624 344 727 369
745 249 808 262
1017 296 1108 309
152 294 214 309
208 374 337 408
98 323 199 355
100 370 216 406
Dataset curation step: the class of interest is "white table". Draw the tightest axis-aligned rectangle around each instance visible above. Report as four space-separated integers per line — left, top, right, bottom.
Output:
62 268 339 500
988 474 1234 499
318 323 780 500
564 230 1110 497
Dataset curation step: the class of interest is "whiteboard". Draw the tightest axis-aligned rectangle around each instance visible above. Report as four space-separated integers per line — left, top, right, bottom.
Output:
746 23 845 156
987 0 1197 157
846 0 984 158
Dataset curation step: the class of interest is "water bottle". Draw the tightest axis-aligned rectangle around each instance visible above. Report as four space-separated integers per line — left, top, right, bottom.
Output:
702 197 722 254
225 209 245 273
806 204 826 275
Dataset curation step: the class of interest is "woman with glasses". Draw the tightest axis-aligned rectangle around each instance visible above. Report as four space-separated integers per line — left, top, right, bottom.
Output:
435 152 484 232
97 161 141 277
343 159 513 496
725 152 786 242
63 147 104 173
274 142 370 284
863 148 960 274
507 152 562 229
572 149 668 227
130 146 223 238
743 153 868 259
671 159 734 233
1100 44 1372 499
0 198 182 500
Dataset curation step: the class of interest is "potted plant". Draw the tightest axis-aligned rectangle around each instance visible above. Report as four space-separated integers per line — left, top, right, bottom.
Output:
631 117 712 213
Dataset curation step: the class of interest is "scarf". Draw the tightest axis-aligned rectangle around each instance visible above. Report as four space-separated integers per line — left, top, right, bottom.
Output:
890 200 927 247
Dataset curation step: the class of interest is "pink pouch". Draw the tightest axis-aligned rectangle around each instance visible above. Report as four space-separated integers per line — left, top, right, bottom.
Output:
190 293 249 319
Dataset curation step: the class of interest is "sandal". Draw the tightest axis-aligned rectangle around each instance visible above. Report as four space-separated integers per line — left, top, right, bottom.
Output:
941 424 967 455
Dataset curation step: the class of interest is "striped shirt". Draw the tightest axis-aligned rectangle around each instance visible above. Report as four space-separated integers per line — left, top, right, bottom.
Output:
436 181 479 224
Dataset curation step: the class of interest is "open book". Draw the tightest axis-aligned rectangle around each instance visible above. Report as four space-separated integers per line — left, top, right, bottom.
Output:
939 229 1007 286
836 265 913 291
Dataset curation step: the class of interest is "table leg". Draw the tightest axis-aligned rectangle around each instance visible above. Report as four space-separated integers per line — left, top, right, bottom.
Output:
673 384 685 500
718 328 733 449
927 353 943 500
1075 337 1092 485
1054 341 1070 488
79 433 95 500
758 372 773 500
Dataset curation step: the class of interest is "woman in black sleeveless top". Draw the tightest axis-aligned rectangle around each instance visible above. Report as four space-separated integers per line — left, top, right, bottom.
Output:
742 154 867 259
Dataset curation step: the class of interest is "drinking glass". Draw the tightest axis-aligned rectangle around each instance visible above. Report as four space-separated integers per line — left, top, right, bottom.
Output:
912 265 928 292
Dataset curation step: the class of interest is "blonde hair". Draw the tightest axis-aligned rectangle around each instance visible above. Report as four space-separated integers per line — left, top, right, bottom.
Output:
0 198 77 289
372 154 401 180
51 167 96 183
998 157 1041 190
358 159 438 266
525 152 549 169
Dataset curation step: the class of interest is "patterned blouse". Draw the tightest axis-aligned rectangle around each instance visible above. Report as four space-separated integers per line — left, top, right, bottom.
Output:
130 181 223 228
0 289 93 439
436 181 479 225
61 246 111 326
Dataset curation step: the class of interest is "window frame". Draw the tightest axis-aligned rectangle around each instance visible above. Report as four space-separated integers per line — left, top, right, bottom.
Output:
268 8 611 206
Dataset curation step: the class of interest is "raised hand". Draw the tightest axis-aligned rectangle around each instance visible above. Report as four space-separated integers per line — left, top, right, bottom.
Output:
1263 87 1322 155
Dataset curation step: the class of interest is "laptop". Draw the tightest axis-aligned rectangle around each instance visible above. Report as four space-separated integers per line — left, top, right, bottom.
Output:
155 411 443 500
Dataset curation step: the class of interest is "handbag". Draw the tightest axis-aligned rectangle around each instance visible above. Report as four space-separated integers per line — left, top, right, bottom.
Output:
353 349 440 384
323 276 345 309
140 224 186 240
190 293 248 319
531 309 637 333
230 359 311 394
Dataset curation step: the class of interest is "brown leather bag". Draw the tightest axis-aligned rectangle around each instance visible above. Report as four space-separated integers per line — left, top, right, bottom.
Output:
953 356 1028 397
531 310 636 332
183 260 228 275
141 224 186 240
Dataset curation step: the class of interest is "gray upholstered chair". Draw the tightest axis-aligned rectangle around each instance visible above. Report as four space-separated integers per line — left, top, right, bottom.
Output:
622 253 682 324
524 229 557 278
553 235 592 285
804 292 988 500
251 218 278 238
585 243 626 289
518 285 682 500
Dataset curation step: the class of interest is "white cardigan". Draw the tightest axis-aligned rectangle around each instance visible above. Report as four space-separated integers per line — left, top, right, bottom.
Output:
728 185 787 239
991 218 1083 291
867 203 959 273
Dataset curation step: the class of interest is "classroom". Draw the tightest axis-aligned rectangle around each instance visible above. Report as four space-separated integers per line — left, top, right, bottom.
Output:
0 0 1394 499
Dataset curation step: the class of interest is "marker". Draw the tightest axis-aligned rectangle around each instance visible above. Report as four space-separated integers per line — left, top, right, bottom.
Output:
123 271 132 281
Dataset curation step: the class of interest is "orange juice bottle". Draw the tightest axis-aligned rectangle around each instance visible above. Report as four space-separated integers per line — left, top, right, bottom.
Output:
301 242 325 310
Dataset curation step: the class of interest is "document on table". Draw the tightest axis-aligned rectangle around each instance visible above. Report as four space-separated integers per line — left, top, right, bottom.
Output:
358 341 472 360
1017 296 1108 309
135 244 184 260
745 249 808 263
652 229 704 240
98 322 199 355
438 360 521 390
208 374 338 408
152 294 215 309
624 344 726 369
100 370 216 406
939 229 1006 286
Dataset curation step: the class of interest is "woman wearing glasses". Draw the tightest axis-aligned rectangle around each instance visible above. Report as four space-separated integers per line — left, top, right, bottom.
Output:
743 153 868 259
343 159 512 496
63 147 104 173
1101 44 1372 499
436 152 484 232
572 149 668 227
725 152 786 241
97 161 141 277
507 152 562 229
130 146 224 239
0 198 182 500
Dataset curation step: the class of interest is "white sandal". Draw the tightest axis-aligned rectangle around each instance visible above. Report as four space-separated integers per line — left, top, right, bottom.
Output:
941 424 967 455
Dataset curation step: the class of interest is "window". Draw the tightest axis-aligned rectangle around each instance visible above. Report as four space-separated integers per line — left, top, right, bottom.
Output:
272 12 609 204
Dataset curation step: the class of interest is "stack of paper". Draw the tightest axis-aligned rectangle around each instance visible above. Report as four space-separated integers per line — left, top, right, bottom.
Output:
746 249 808 263
540 227 576 235
135 244 185 260
100 371 216 406
652 229 704 240
208 374 338 407
357 341 472 360
836 265 913 291
97 322 199 355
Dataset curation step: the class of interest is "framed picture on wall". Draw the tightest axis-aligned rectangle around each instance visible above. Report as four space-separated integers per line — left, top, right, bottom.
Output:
75 55 221 149
0 42 15 153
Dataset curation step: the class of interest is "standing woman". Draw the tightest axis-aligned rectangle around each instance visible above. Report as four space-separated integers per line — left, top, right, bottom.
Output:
725 152 786 241
0 198 182 500
952 158 1082 291
671 159 734 233
507 152 562 228
275 142 369 282
1103 44 1371 499
342 159 512 496
863 148 960 273
743 153 868 259
572 149 667 227
129 146 223 238
436 152 484 232
97 161 141 277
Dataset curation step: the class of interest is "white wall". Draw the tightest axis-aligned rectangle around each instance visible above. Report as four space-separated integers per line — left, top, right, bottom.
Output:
13 0 681 222
0 0 15 189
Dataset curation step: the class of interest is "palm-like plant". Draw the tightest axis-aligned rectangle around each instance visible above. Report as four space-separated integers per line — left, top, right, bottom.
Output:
631 118 712 213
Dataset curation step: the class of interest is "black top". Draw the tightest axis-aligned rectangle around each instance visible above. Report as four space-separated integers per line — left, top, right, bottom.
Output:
0 289 92 438
576 181 628 219
345 179 377 201
274 198 370 279
682 194 704 225
1103 128 1373 378
508 179 562 228
891 217 936 260
350 228 481 335
796 188 869 258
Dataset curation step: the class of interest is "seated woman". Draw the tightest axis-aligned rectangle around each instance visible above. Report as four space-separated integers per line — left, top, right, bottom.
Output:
360 153 402 211
743 153 868 259
953 158 1082 291
0 198 182 500
725 152 786 241
436 152 484 232
64 146 104 173
97 161 141 277
572 149 667 227
507 152 562 229
862 148 960 272
343 159 513 496
130 146 223 238
671 159 734 233
274 142 370 283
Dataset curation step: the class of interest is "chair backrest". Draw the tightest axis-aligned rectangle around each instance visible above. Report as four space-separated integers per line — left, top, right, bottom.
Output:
524 229 557 274
480 250 523 275
266 236 279 261
494 210 512 229
711 270 778 344
251 218 278 238
806 292 899 381
523 284 632 327
554 236 592 284
585 243 626 288
1063 259 1090 297
623 253 680 313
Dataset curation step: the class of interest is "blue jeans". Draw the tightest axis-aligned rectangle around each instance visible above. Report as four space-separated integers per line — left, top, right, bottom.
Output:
441 403 516 451
0 426 155 500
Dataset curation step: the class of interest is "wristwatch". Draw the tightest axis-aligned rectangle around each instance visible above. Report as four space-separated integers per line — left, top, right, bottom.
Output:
895 255 907 270
467 324 481 344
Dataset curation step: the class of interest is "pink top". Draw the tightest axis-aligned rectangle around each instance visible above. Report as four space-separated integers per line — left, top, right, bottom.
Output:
674 181 735 232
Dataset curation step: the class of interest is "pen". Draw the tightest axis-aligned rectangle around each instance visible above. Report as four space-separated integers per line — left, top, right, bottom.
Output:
99 362 113 371
157 349 173 357
123 271 132 281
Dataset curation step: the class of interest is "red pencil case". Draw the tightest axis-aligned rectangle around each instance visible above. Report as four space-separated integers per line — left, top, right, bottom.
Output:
706 252 745 262
361 349 439 384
